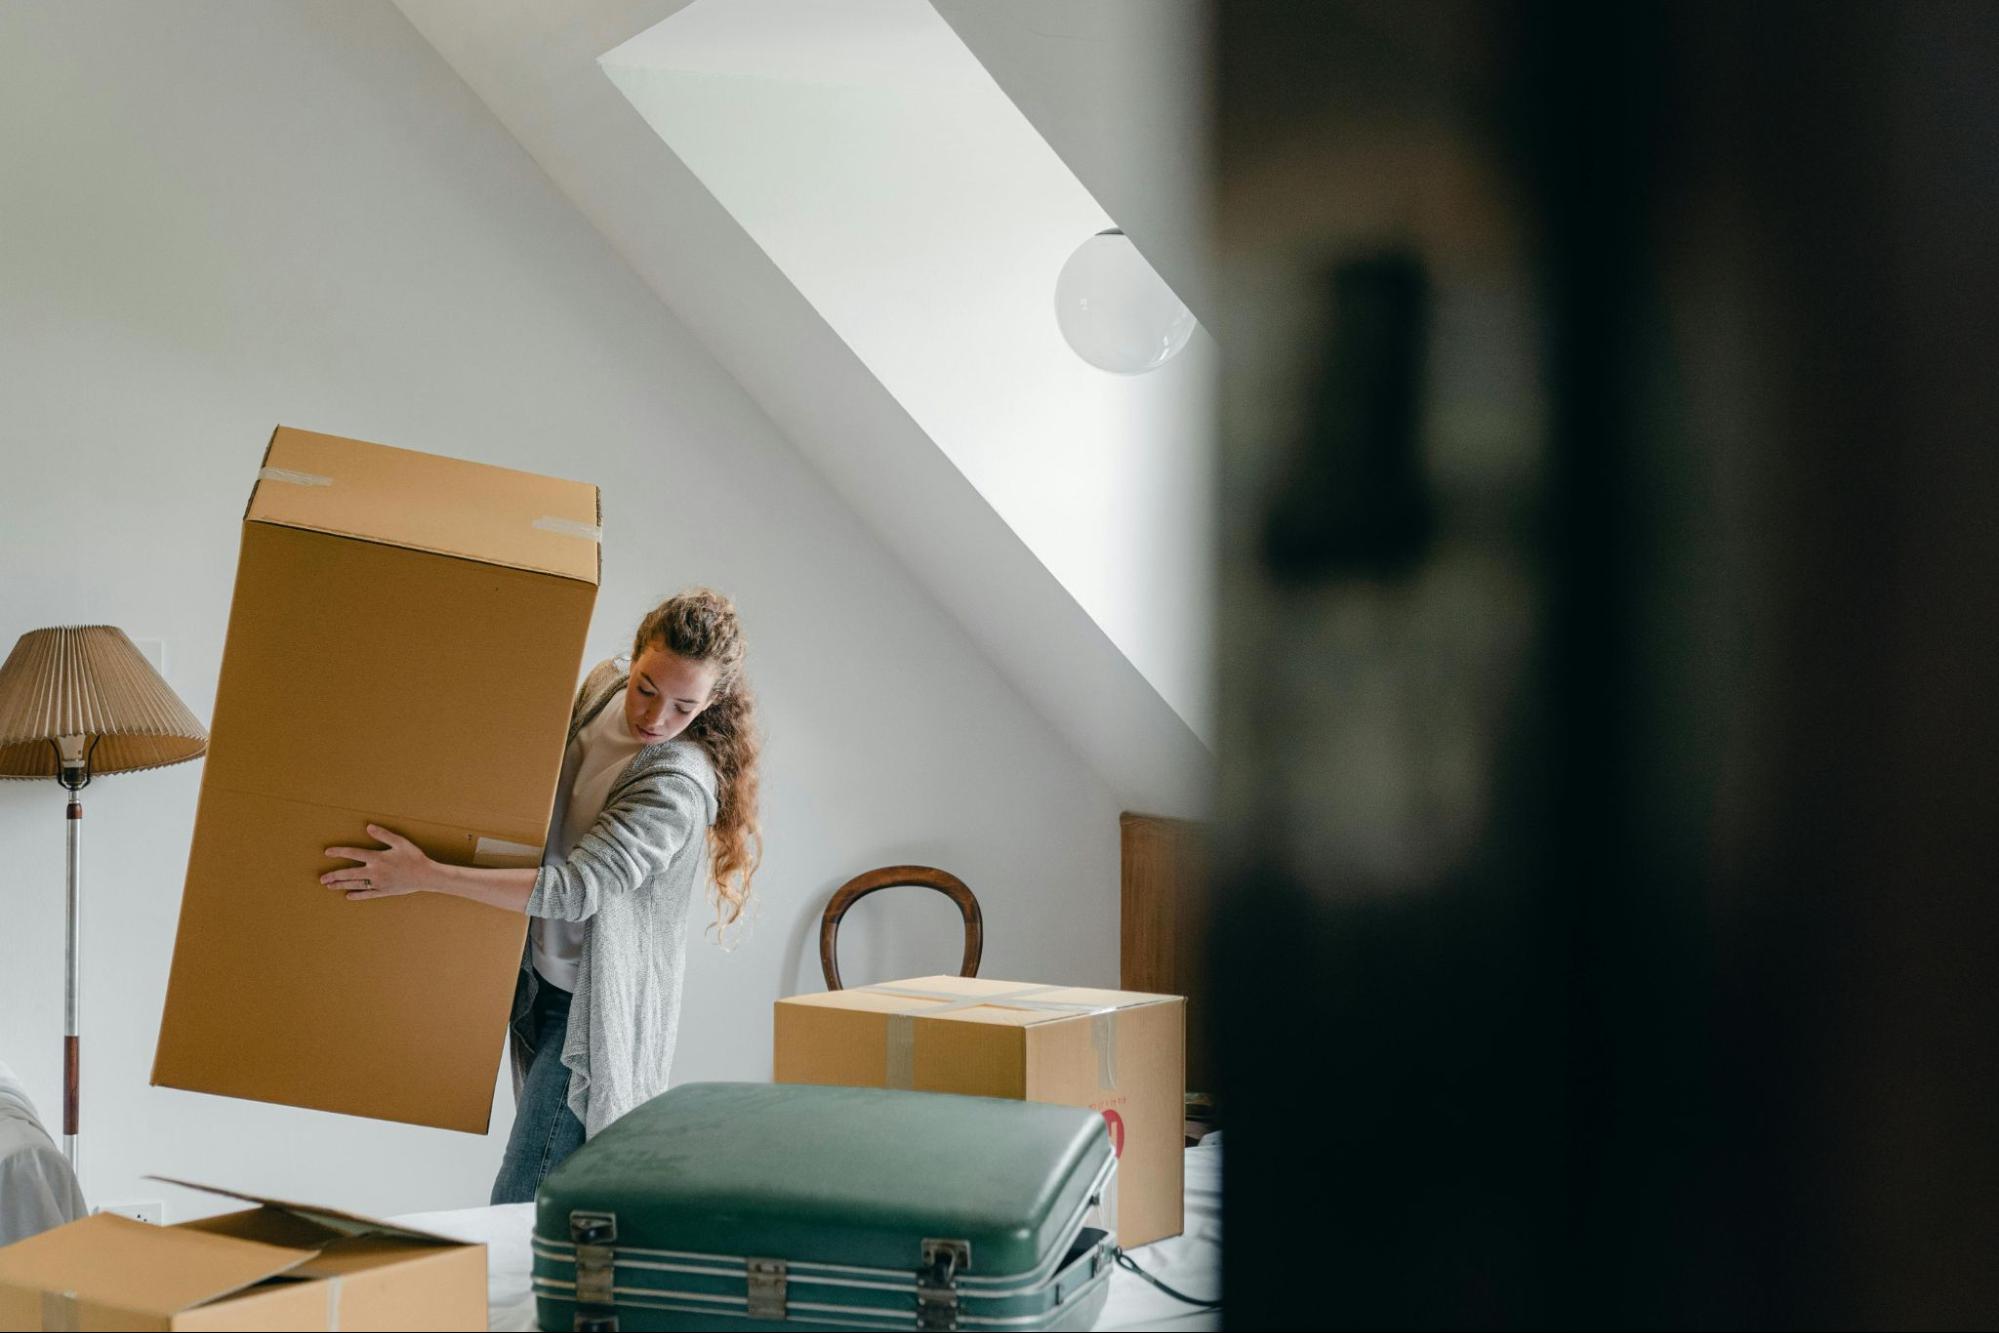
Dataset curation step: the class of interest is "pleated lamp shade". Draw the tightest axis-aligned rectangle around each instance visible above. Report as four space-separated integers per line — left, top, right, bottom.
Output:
0 626 208 778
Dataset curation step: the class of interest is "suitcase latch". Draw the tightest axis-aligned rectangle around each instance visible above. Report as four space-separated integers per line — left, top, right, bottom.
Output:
747 1258 788 1319
917 1239 971 1331
569 1211 619 1332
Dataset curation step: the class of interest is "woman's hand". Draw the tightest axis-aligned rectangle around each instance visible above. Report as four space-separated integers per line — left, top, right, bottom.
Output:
321 824 441 901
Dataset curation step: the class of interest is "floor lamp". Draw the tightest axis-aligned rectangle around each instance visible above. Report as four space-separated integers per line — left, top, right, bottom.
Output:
0 626 206 1180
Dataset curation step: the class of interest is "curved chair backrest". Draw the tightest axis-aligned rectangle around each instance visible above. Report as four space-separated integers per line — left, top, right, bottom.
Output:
819 865 984 991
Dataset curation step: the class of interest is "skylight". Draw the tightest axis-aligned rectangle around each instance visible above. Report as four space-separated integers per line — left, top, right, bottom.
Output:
601 0 1216 741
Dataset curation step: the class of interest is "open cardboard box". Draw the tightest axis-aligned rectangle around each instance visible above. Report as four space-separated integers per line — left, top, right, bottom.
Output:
0 1179 484 1331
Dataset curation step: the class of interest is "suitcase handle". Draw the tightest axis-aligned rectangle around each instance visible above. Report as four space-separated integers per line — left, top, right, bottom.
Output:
820 865 984 990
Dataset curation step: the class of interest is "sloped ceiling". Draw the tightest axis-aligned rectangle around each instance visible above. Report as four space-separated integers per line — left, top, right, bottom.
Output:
391 0 1214 817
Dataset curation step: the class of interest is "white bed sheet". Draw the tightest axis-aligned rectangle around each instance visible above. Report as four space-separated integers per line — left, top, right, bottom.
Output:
389 1136 1221 1331
0 1060 87 1247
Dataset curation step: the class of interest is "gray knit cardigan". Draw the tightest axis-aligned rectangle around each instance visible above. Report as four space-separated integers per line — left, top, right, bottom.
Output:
507 657 719 1138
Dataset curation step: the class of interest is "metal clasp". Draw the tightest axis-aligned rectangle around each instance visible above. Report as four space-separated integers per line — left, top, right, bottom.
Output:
747 1257 788 1319
917 1238 971 1331
570 1211 619 1332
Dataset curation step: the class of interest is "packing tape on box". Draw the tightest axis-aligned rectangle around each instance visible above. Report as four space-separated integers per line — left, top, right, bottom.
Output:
40 1291 78 1332
885 1016 916 1090
1093 1011 1117 1090
533 515 603 541
253 469 601 548
864 984 1130 1090
259 466 334 487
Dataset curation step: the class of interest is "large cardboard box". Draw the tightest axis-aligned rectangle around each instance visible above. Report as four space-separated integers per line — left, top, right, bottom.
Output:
0 1180 485 1330
152 426 598 1131
774 975 1186 1246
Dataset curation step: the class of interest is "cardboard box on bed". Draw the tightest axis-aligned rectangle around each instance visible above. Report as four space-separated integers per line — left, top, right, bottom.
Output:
773 974 1186 1246
0 1179 484 1330
151 426 598 1132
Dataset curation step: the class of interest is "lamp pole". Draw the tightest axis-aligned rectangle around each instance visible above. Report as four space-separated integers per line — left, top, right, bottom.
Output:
56 734 92 1174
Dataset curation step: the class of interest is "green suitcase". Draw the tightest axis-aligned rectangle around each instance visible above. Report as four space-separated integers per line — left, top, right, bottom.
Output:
531 1082 1117 1332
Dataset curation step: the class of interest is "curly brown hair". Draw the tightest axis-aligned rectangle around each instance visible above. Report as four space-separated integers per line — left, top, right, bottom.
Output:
632 589 762 934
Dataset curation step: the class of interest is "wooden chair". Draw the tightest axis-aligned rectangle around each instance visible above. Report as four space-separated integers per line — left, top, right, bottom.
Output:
819 865 984 990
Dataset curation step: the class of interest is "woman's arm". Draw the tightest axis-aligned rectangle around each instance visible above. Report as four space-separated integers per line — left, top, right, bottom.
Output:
527 774 705 923
323 771 704 918
434 863 538 913
321 824 535 913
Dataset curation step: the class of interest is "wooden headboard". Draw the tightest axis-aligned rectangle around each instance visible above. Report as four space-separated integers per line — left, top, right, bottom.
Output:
1119 812 1211 1097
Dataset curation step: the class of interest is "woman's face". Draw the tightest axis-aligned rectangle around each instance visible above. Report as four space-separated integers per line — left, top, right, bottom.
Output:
624 644 721 744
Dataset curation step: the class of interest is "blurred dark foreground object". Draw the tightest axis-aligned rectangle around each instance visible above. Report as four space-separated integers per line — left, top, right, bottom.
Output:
1209 1 1999 1327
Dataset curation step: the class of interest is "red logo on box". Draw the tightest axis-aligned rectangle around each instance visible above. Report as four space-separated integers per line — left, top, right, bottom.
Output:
1101 1108 1126 1157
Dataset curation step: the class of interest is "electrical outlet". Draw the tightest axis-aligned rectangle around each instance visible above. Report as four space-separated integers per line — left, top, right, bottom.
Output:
96 1200 163 1225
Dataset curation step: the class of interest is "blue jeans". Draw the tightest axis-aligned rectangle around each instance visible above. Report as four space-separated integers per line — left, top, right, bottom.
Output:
490 975 587 1204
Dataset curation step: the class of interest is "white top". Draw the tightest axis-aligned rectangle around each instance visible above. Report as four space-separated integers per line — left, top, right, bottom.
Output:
530 684 648 991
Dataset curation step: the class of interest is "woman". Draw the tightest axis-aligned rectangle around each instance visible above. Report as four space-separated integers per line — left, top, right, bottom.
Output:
319 589 762 1202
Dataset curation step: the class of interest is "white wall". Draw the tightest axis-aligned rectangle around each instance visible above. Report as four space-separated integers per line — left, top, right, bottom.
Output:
392 0 1217 823
0 0 1121 1223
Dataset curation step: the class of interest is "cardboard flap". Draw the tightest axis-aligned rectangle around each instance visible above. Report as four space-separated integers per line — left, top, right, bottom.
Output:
148 1178 463 1246
0 1212 315 1316
286 1234 465 1279
247 426 600 584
